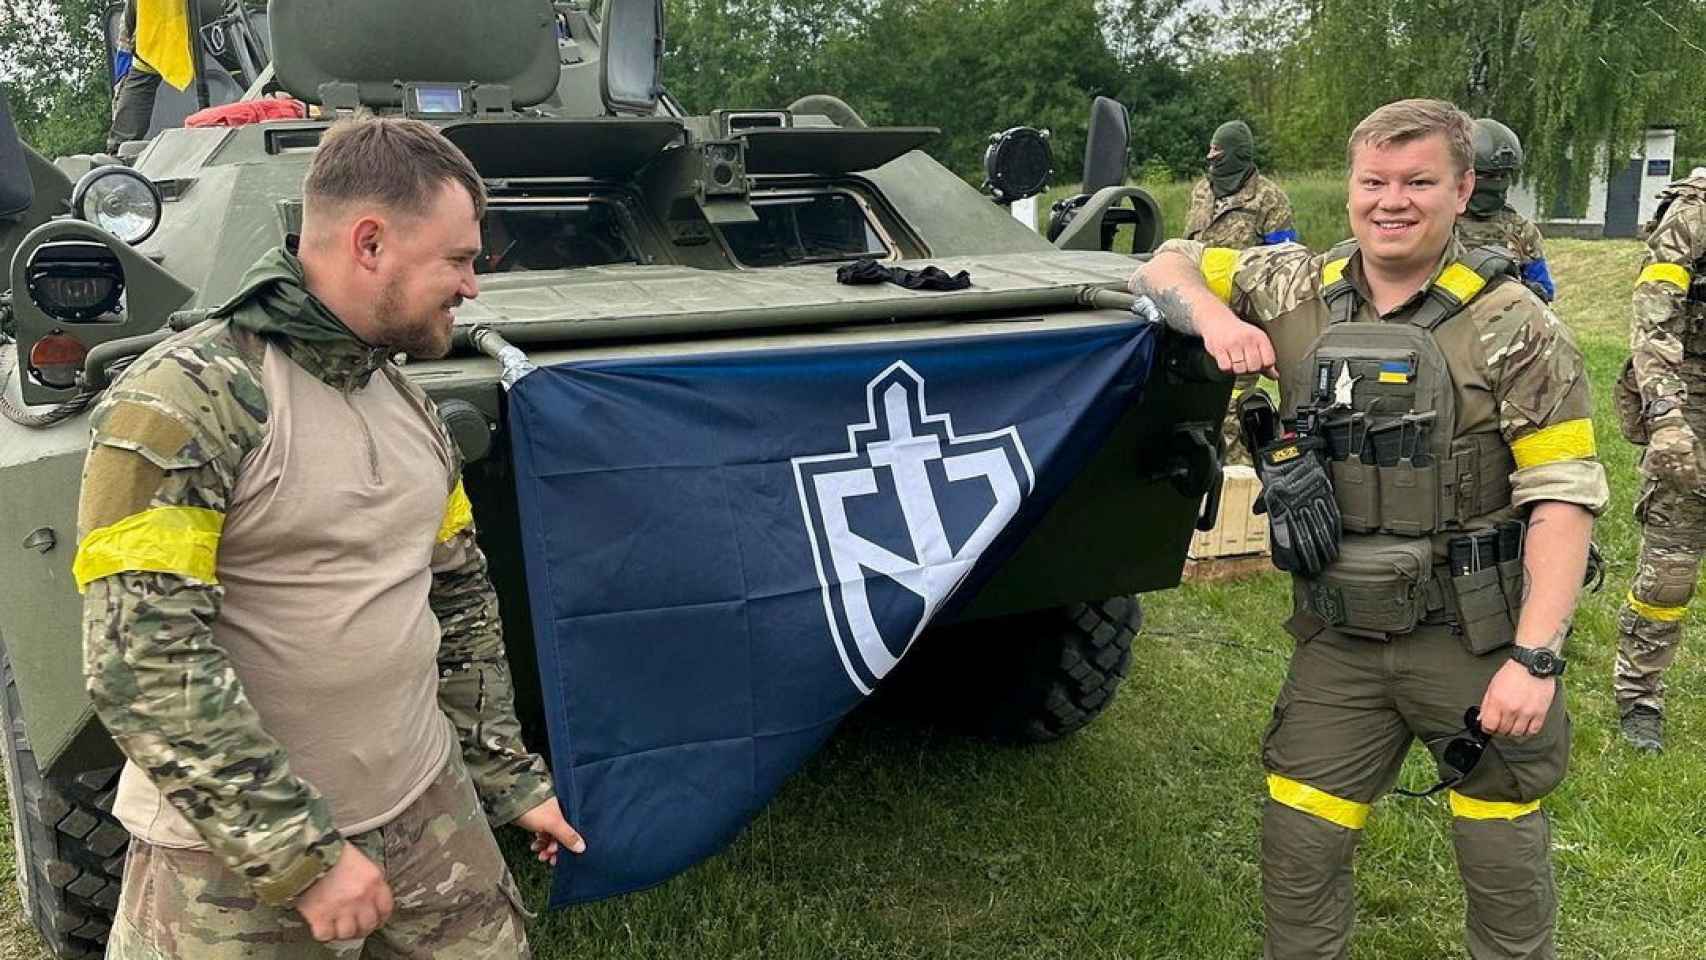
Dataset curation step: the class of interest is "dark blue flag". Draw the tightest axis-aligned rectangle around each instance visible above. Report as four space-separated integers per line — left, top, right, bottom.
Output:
506 320 1159 905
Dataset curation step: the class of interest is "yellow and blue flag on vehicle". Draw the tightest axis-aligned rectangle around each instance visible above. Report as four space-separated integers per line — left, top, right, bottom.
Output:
134 0 196 91
506 322 1159 905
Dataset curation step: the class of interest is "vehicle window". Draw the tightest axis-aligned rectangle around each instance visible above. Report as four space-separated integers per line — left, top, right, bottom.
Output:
720 190 891 267
478 201 640 274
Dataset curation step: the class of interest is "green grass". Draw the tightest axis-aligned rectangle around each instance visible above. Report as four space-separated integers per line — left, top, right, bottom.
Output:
3 238 1693 958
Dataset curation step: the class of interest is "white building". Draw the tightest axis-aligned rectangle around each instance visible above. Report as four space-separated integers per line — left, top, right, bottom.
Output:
1506 125 1679 238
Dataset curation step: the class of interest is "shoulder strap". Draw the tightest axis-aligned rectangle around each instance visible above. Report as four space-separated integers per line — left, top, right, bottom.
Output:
1409 245 1518 329
1320 239 1360 325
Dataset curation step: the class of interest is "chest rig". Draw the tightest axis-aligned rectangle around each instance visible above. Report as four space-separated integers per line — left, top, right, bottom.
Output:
1278 242 1521 639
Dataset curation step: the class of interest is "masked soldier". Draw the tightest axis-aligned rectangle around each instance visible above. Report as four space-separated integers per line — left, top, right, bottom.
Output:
1613 170 1706 752
1130 99 1604 960
1185 121 1299 465
1457 118 1556 302
1185 120 1297 249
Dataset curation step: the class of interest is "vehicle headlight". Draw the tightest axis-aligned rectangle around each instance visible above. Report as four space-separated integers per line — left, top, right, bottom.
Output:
71 165 163 245
25 240 126 322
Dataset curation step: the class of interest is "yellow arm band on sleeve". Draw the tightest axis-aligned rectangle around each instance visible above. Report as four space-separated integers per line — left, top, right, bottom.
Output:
1637 262 1692 293
1201 247 1239 304
1627 590 1688 622
437 480 474 544
1510 419 1595 470
1448 790 1541 821
72 506 224 592
1267 774 1370 830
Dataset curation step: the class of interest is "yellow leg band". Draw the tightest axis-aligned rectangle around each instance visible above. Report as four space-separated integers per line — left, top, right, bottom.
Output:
1626 590 1688 623
1267 774 1370 830
1448 790 1541 821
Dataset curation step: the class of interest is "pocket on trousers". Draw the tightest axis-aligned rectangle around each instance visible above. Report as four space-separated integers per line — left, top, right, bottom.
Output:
1488 708 1571 804
499 870 538 922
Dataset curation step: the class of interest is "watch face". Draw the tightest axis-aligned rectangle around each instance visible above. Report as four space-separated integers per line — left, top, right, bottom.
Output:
1531 650 1556 672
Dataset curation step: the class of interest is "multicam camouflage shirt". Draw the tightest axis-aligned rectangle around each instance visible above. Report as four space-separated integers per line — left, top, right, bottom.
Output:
1152 237 1608 514
1183 172 1297 249
75 248 553 906
1456 206 1556 301
1629 176 1706 409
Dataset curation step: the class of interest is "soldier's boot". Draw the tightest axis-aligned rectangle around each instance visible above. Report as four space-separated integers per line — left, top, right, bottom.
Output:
1452 806 1556 960
1261 800 1362 960
1619 703 1664 753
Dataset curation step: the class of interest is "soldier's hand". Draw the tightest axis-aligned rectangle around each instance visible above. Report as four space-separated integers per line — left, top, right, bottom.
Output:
1200 313 1278 379
1478 659 1555 739
295 844 394 943
513 796 586 867
1646 418 1701 492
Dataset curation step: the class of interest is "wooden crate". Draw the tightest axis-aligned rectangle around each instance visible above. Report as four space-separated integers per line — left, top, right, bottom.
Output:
1188 465 1270 562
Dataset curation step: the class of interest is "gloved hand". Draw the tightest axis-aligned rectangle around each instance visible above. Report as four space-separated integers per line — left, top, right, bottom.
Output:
1646 417 1701 492
1255 434 1341 576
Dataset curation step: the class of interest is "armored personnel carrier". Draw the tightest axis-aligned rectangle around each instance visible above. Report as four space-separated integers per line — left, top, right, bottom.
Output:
0 0 1228 952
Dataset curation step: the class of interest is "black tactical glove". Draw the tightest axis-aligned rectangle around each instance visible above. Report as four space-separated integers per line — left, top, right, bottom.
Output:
1255 434 1341 576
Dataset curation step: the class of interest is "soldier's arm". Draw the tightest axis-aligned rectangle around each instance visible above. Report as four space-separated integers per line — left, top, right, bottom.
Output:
1260 187 1299 245
1477 300 1605 735
1490 301 1607 645
1630 196 1704 408
77 375 343 906
1519 220 1556 301
1129 239 1316 376
429 486 555 827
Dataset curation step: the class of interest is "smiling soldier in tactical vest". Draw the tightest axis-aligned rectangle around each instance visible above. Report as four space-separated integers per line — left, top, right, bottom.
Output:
77 114 585 957
1129 98 1605 960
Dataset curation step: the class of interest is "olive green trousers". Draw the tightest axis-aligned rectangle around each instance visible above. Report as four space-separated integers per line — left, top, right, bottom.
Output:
1261 616 1569 960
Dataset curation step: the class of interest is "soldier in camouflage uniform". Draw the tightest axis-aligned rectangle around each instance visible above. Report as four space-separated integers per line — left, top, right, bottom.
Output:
1614 172 1706 752
1456 118 1556 302
1184 121 1298 465
77 115 584 956
1132 99 1603 960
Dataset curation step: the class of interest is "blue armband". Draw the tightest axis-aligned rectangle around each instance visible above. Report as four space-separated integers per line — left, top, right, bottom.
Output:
1521 258 1556 301
1262 228 1299 245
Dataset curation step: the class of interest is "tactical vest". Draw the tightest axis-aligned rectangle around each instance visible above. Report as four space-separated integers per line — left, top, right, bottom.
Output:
1279 241 1523 642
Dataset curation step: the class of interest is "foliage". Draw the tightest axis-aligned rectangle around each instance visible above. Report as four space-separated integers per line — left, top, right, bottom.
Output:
0 0 110 157
663 0 1239 183
1197 0 1706 208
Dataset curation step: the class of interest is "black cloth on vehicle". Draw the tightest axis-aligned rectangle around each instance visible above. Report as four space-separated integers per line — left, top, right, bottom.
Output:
835 258 972 291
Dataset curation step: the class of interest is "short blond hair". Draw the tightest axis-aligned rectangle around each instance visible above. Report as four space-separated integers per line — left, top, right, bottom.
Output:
303 113 486 223
1346 99 1475 175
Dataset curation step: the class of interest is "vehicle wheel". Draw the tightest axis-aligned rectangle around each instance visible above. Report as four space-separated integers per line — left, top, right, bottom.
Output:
881 596 1141 743
0 638 126 958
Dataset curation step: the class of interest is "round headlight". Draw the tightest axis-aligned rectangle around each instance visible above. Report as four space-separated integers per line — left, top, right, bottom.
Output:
71 166 163 245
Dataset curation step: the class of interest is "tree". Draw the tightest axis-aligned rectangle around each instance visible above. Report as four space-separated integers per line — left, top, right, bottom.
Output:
0 0 110 156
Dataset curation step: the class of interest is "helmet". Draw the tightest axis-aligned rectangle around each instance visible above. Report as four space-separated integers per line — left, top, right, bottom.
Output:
1472 118 1523 174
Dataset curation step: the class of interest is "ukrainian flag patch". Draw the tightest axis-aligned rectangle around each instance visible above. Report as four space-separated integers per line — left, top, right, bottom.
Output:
1378 360 1412 384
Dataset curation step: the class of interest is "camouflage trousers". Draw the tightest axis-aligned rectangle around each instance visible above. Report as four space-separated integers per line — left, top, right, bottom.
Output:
1615 472 1706 714
106 752 533 959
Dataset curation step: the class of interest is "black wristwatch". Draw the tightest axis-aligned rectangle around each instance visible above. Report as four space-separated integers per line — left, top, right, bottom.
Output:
1510 646 1567 678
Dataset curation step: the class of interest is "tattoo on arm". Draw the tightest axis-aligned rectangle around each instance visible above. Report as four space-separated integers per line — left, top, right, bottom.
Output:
1542 617 1571 654
1130 274 1199 336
